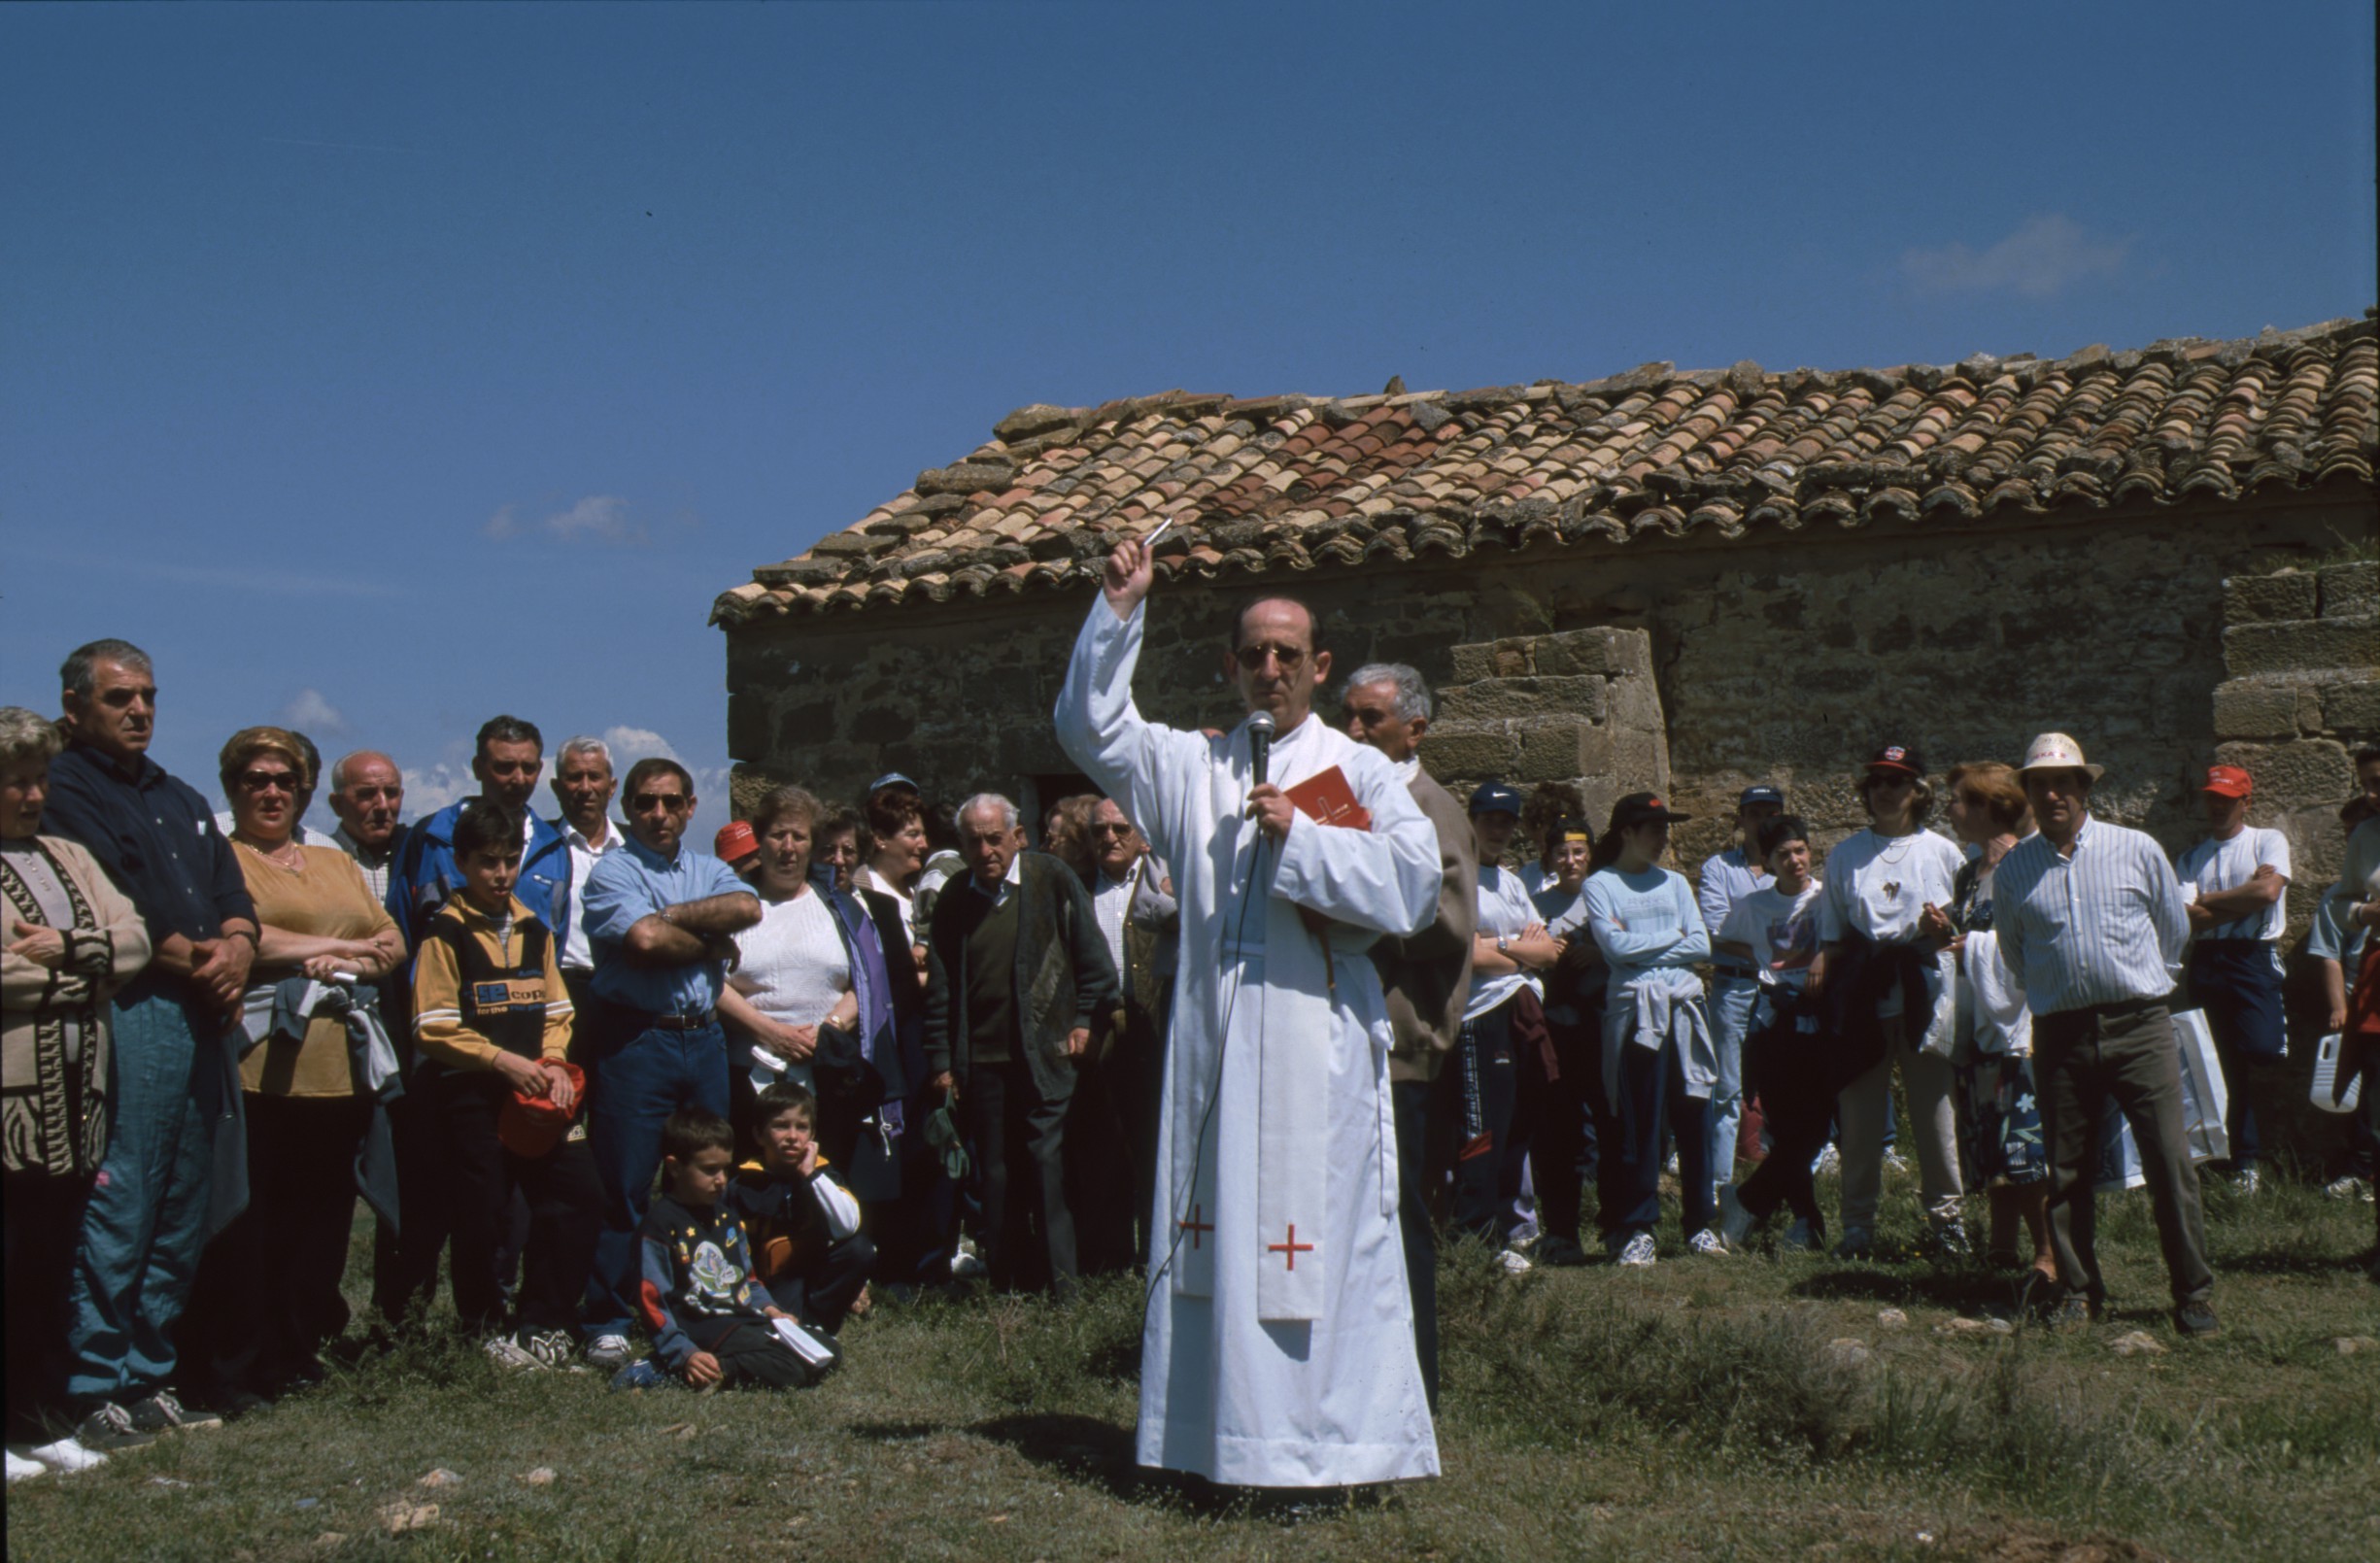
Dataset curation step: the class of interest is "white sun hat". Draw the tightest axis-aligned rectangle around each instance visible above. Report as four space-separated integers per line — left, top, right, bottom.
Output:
2016 731 2105 781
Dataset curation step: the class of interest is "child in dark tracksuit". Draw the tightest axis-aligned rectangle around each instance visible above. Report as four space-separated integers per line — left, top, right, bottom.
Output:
636 1110 822 1391
727 1081 875 1335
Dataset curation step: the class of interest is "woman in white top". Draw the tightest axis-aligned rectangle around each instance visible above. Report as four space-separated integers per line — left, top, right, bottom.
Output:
723 788 859 1124
1459 783 1563 1264
1809 743 1967 1258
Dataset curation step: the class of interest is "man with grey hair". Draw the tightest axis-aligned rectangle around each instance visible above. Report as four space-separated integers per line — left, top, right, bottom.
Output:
43 638 257 1442
921 793 1118 1294
326 751 407 902
1343 662 1474 1412
548 735 627 1014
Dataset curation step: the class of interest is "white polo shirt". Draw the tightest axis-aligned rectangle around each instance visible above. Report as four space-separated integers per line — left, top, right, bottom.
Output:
2175 826 2292 943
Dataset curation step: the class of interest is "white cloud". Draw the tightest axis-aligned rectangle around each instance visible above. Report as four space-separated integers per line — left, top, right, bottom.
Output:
484 493 648 545
400 763 475 818
602 725 679 762
279 687 348 734
1900 214 2129 299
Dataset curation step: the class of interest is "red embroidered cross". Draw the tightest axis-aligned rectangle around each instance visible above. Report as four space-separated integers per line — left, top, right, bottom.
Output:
1177 1205 1213 1250
1267 1224 1315 1271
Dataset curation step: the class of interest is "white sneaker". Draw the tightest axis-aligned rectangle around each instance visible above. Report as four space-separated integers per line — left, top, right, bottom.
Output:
26 1438 107 1475
2323 1175 2374 1204
7 1449 47 1482
1496 1246 1533 1275
485 1334 548 1372
950 1246 987 1280
1883 1150 1910 1173
584 1334 633 1372
1615 1233 1657 1267
1718 1185 1757 1249
1664 1151 1681 1176
2234 1166 2262 1195
1687 1229 1729 1257
1813 1144 1842 1176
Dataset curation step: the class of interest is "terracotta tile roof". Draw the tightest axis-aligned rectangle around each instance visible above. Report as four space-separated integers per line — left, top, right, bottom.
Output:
713 313 2379 626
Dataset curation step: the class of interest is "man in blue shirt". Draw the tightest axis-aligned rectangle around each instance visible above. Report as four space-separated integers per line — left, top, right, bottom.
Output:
578 757 761 1367
41 639 258 1444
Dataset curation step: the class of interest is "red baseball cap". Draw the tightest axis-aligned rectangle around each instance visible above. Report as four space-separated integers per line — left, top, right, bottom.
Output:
497 1062 586 1159
2201 765 2253 798
714 820 760 863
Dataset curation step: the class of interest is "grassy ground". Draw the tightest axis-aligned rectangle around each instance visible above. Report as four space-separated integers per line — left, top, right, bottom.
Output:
8 1169 2377 1562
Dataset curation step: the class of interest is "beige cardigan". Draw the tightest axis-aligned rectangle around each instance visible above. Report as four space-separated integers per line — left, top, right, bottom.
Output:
3 833 151 1175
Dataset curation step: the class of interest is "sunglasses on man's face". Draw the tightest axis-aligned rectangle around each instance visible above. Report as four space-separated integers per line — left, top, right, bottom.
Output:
630 793 689 812
1092 823 1136 838
1235 642 1308 670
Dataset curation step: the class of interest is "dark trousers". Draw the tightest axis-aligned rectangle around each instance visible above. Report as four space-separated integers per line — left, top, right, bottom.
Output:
181 1093 368 1401
1532 1010 1603 1246
586 1015 731 1337
374 1060 454 1327
1610 1036 1717 1240
7 1170 91 1438
697 1317 821 1390
861 1117 954 1289
1500 1014 1549 1240
1734 1015 1830 1236
2036 1002 2215 1308
2188 942 2286 1170
1439 999 1517 1244
759 1232 876 1334
1390 1077 1439 1414
1062 1044 1138 1274
960 1057 1074 1292
438 1070 604 1336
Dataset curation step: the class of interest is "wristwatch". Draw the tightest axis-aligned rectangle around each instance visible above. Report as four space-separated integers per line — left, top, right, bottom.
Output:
1496 934 1512 955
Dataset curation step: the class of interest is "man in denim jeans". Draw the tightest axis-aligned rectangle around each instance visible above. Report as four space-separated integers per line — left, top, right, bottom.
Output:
1696 785 1783 1207
577 757 761 1371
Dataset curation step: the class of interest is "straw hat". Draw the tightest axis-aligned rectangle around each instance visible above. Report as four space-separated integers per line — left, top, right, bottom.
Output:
2016 731 2105 781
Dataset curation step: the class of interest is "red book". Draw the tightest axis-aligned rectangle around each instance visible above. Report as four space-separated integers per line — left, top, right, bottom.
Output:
1284 765 1372 832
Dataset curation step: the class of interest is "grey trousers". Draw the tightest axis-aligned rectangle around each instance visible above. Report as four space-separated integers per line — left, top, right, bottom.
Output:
2034 1002 2215 1308
1837 1011 1964 1236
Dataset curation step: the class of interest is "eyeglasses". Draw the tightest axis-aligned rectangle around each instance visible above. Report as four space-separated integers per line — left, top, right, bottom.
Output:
1235 642 1308 670
1092 824 1136 837
630 793 689 811
238 770 300 794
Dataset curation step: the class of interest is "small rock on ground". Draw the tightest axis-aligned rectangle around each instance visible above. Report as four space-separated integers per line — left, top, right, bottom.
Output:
521 1467 558 1485
417 1467 462 1488
1877 1308 1910 1329
2109 1330 2168 1357
1826 1338 1874 1368
378 1502 439 1535
2334 1336 2378 1355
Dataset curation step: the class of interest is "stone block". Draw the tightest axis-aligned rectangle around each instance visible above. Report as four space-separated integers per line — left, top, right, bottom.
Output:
2321 561 2378 620
2212 739 2355 810
1449 642 1498 684
2221 617 2380 678
1613 729 1672 795
726 692 771 762
2211 679 2305 739
1607 673 1667 732
1437 676 1607 724
1516 717 1614 783
1531 629 1613 676
1417 725 1518 780
2319 678 2380 732
2222 570 2318 624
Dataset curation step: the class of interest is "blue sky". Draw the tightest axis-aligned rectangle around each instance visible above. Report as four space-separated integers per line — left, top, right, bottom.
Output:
4 2 2372 839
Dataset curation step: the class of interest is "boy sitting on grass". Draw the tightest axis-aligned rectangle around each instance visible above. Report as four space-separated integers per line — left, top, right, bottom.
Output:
728 1081 876 1335
629 1109 824 1391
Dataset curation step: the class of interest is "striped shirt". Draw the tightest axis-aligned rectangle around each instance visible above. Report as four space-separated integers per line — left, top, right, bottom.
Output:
1992 815 2189 1015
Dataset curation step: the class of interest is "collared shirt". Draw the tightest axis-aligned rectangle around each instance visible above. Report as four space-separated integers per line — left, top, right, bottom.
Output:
43 740 256 1002
556 816 630 972
1697 847 1773 973
2175 826 2292 943
967 852 1025 910
1092 863 1136 980
331 824 399 903
582 833 754 1015
1993 814 2190 1016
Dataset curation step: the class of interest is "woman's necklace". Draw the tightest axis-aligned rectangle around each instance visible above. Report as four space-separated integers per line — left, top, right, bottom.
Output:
1873 827 1919 866
232 832 305 872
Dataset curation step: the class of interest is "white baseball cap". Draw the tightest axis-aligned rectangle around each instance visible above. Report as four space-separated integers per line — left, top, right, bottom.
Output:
2016 731 2105 781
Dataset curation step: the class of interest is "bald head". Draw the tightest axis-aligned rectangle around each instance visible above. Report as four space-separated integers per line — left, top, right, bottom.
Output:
1225 595 1332 731
327 750 403 851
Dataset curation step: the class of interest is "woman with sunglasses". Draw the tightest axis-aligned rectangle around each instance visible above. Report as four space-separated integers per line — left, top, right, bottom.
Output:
182 726 403 1415
1808 744 1967 1260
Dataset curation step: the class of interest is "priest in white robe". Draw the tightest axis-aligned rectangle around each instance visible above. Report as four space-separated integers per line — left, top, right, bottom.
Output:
1053 537 1442 1490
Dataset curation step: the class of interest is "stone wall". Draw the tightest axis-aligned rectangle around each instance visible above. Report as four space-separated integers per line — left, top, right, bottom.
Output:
1415 627 1670 829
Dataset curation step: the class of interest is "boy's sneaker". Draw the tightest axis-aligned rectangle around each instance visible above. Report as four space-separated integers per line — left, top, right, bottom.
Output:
1495 1246 1533 1275
1813 1144 1842 1176
523 1330 578 1369
1615 1233 1657 1268
127 1391 219 1434
1717 1185 1758 1250
1832 1227 1875 1260
67 1402 153 1452
8 1449 50 1481
584 1334 633 1372
485 1334 549 1372
1686 1229 1729 1257
608 1359 672 1392
2322 1175 2373 1204
25 1437 108 1476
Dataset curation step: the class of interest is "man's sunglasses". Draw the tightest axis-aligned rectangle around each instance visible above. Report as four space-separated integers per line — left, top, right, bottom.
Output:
630 793 689 811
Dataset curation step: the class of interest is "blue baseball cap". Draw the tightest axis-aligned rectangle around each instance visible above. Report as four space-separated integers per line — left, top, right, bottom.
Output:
1739 785 1785 809
1468 780 1525 818
867 772 919 796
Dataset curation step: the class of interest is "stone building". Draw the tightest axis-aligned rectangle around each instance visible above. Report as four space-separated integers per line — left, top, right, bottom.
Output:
712 313 2377 944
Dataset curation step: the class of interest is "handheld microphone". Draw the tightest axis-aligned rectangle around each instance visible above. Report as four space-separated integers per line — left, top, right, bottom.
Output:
1246 710 1275 791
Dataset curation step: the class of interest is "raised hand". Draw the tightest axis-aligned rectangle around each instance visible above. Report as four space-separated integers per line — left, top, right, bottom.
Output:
1103 537 1154 620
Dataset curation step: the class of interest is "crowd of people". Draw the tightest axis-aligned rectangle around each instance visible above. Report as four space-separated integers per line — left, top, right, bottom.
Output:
5 629 2378 1484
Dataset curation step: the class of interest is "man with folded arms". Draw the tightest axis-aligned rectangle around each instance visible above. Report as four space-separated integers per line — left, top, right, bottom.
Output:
2174 764 2290 1195
1992 732 2216 1338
